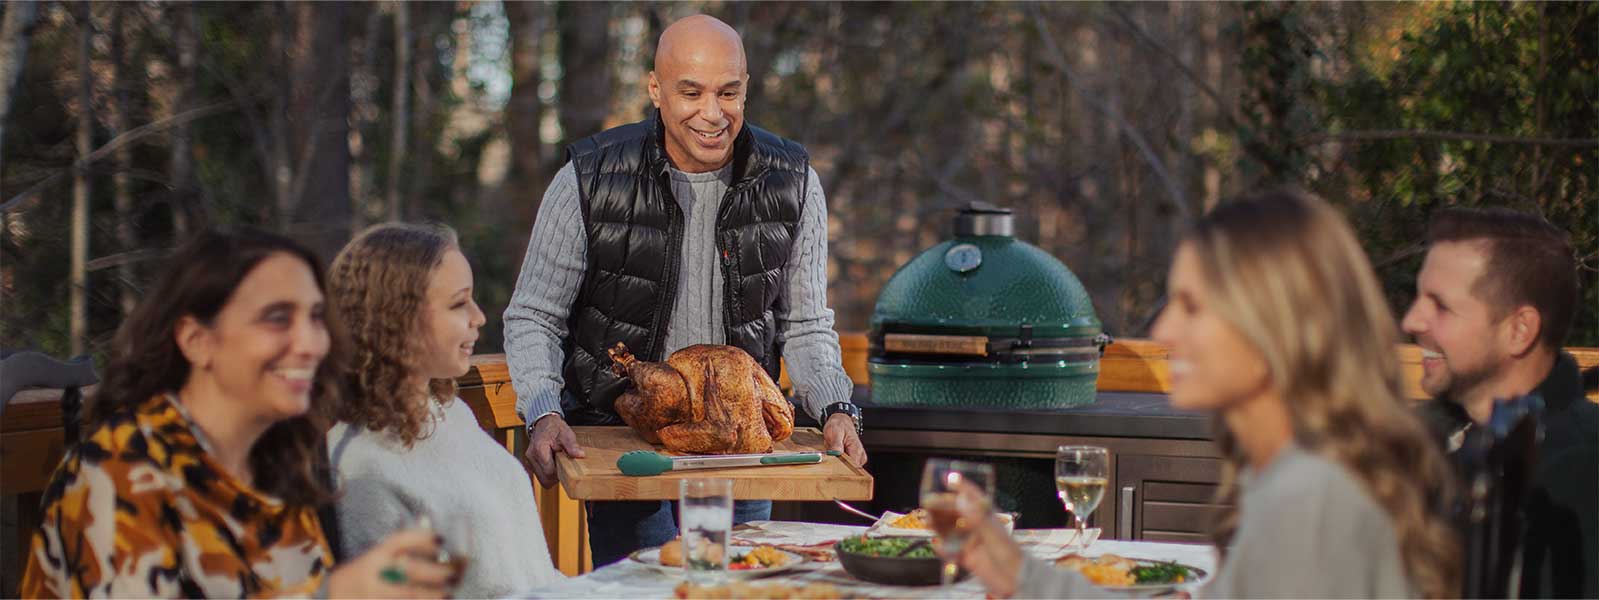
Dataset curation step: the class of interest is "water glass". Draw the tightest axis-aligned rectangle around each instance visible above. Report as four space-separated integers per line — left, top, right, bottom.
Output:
679 478 734 584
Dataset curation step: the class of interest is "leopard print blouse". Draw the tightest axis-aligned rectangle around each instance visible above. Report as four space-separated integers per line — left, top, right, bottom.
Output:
21 395 332 598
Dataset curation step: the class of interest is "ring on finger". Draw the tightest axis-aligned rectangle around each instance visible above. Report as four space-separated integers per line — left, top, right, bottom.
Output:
379 560 407 585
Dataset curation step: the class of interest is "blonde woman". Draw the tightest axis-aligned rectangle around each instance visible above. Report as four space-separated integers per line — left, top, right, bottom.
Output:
327 224 561 597
953 192 1460 598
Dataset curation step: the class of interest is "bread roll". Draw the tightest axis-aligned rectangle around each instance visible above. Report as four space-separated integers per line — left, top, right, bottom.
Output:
660 538 684 566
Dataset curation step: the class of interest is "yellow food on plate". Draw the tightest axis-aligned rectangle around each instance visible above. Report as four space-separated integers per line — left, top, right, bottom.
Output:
887 509 1011 530
659 538 684 567
1054 553 1138 586
1079 563 1136 587
674 581 854 599
735 545 789 568
889 510 927 529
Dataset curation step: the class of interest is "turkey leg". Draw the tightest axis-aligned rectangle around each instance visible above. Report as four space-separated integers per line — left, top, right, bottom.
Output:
609 343 690 444
756 370 795 443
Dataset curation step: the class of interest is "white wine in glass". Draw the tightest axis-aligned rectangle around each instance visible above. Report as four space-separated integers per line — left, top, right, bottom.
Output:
919 458 996 587
1055 445 1108 552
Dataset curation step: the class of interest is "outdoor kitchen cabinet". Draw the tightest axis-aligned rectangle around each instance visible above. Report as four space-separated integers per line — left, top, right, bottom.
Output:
775 389 1229 541
1114 454 1227 542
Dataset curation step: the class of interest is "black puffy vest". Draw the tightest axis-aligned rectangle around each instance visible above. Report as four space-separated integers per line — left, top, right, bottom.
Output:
559 114 809 423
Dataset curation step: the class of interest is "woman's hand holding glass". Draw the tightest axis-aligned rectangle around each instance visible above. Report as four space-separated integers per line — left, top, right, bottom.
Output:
929 479 1027 599
950 511 1026 599
919 459 997 587
326 526 457 599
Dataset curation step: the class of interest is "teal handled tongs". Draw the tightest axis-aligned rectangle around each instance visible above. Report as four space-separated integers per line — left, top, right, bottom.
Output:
617 450 842 476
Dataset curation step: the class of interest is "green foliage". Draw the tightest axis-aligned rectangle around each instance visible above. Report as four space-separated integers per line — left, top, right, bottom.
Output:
5 1 1594 364
1239 1 1598 345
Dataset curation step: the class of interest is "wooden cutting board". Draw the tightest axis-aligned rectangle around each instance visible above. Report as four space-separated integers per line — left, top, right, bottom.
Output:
554 426 873 501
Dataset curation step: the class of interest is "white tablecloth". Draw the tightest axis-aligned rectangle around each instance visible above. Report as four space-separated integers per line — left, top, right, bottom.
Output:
516 521 1218 599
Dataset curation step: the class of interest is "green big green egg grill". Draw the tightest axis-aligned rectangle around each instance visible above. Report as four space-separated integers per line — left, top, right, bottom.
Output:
868 202 1109 409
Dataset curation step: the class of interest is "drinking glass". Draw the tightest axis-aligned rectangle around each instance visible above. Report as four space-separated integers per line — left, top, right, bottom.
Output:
1055 445 1109 552
919 458 996 587
679 478 734 584
407 512 471 587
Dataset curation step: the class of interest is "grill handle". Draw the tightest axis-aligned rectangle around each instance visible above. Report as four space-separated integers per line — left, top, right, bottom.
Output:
882 333 989 356
1119 485 1135 539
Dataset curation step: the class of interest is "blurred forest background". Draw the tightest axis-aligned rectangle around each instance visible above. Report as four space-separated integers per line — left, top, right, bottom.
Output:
2 1 1595 363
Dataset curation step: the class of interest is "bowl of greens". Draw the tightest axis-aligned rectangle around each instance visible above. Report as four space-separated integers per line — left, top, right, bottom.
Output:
833 535 970 586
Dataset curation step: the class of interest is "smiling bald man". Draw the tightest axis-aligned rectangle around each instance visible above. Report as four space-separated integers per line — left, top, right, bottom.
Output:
503 14 866 566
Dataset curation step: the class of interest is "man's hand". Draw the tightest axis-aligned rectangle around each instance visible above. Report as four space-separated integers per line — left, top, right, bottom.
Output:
823 412 867 466
524 414 586 488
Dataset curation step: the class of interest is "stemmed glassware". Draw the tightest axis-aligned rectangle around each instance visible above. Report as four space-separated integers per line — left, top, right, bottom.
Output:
918 458 996 587
1054 445 1109 553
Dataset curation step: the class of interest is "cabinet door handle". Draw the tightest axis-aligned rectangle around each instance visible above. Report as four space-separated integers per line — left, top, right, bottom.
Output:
1119 485 1135 539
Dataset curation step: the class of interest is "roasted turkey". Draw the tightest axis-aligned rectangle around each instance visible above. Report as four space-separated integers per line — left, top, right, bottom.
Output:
609 342 794 454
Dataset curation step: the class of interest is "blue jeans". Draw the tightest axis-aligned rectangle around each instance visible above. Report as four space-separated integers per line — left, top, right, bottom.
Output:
586 499 772 567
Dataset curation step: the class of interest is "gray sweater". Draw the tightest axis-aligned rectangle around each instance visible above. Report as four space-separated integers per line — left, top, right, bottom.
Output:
1015 445 1416 598
503 162 852 423
329 398 562 597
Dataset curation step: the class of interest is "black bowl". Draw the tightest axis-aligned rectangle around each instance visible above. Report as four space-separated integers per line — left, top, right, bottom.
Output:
834 537 971 586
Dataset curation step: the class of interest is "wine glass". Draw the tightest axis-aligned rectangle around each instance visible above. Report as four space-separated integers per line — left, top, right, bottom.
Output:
919 458 996 587
1055 445 1108 553
408 511 472 589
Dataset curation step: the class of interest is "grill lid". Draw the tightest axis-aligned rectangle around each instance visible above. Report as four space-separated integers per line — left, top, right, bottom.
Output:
870 202 1104 363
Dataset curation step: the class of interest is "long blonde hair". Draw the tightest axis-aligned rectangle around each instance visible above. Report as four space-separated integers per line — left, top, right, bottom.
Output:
328 223 461 447
1188 191 1459 598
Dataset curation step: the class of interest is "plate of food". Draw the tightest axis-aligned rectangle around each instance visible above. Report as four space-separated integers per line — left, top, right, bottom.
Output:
673 581 866 599
631 539 805 579
1054 553 1207 592
868 508 1015 537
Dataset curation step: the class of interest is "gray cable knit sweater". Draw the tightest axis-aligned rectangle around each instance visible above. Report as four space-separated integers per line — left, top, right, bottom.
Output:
1013 445 1415 598
503 162 853 424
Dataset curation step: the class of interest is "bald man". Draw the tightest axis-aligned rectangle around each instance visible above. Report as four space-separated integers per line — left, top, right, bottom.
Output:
503 15 866 566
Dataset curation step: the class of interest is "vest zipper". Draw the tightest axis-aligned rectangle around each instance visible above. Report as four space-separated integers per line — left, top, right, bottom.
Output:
718 187 743 348
647 171 685 361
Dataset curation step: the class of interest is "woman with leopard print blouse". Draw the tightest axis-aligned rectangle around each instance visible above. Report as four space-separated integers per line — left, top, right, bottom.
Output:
22 229 456 598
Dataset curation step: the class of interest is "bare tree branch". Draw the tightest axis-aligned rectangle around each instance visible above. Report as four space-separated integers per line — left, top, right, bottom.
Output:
1302 130 1599 147
199 55 275 194
1029 4 1191 219
85 247 169 272
1105 4 1234 125
2 100 240 213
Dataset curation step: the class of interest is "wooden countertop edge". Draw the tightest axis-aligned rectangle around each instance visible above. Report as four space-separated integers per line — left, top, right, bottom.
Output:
552 427 873 501
456 340 1599 432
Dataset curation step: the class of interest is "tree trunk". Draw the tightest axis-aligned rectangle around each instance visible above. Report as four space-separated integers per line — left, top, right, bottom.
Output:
269 2 292 226
1201 0 1223 209
387 0 410 222
70 1 93 355
287 0 352 258
0 0 39 166
170 1 197 236
401 2 447 222
348 2 382 232
110 4 138 316
557 2 614 143
505 0 546 189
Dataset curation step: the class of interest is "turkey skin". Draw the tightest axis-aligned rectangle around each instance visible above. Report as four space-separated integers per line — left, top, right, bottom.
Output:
608 343 795 454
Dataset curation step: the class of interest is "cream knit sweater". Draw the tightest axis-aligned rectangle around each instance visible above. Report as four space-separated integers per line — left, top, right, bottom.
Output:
329 397 562 597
